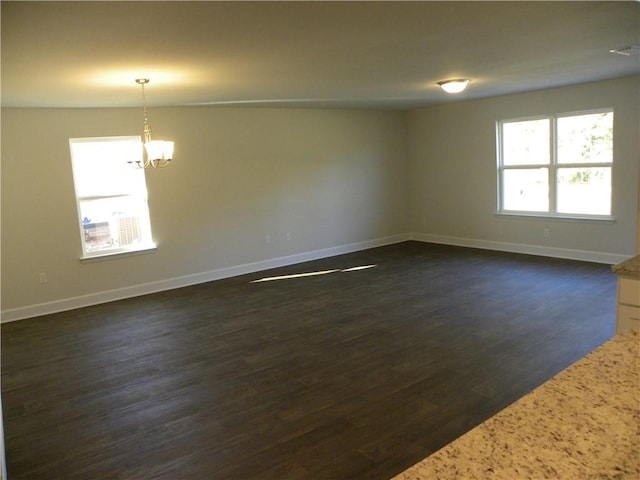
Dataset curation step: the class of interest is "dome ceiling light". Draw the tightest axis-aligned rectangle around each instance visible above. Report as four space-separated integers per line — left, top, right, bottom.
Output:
437 79 470 94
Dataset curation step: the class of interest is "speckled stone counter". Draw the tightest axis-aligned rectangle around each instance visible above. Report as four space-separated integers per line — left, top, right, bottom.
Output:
612 254 640 278
392 329 639 480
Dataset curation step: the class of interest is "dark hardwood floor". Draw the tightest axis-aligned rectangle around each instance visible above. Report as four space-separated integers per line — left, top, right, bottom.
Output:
1 241 617 479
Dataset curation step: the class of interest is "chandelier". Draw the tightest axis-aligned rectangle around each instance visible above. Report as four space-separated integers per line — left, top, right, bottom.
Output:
132 78 174 168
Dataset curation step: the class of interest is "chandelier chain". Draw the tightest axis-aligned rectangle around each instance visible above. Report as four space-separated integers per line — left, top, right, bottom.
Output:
139 81 152 144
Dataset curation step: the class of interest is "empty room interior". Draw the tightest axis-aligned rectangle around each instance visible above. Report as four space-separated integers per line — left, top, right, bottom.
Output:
1 2 639 479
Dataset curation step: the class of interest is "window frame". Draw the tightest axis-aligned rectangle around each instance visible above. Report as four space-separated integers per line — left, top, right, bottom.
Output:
69 136 157 261
496 108 614 221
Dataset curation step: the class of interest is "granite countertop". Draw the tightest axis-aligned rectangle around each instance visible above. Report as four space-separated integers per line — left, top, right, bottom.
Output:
391 329 639 480
612 254 640 278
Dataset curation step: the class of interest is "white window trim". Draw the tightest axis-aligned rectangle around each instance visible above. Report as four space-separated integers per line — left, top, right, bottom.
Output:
79 245 157 263
496 108 614 221
493 212 616 224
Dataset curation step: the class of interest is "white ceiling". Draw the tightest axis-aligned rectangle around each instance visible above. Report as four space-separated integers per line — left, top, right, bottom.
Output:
1 1 639 109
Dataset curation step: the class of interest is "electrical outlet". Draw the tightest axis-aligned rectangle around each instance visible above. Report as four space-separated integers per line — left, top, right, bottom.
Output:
39 272 48 284
286 232 291 241
543 228 550 238
265 234 271 244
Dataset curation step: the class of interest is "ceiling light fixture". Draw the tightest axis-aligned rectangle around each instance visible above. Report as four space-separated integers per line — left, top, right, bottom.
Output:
437 79 470 94
132 78 174 168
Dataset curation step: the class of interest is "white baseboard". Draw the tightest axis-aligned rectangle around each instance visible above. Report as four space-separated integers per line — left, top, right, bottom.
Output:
410 233 631 265
1 233 410 323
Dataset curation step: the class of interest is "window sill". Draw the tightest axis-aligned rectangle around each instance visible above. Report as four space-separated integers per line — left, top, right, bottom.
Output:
80 245 157 263
494 212 616 224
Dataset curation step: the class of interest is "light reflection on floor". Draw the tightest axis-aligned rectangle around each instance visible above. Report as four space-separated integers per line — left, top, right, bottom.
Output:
251 264 376 283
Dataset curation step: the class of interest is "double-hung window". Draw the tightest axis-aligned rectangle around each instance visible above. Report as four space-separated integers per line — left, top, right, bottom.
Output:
69 136 156 259
497 109 613 219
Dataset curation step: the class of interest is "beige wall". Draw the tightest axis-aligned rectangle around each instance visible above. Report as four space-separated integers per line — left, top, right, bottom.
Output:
2 76 639 319
407 76 640 259
1 107 409 316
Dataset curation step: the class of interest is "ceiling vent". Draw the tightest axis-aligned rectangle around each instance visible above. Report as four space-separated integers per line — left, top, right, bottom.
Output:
609 45 640 56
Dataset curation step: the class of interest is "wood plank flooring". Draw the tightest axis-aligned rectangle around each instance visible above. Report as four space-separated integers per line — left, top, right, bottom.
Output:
1 242 617 479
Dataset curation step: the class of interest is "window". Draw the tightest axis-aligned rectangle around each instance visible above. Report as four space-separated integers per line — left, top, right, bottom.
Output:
497 109 613 218
69 136 155 259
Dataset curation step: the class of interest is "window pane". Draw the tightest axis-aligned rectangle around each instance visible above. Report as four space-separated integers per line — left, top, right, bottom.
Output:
71 138 145 197
557 112 613 164
557 167 611 215
79 196 153 253
502 119 550 166
503 168 549 212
